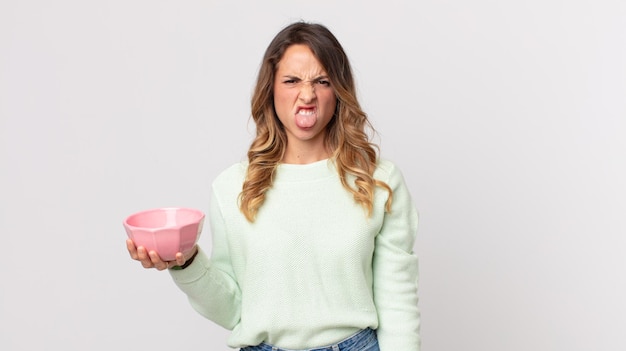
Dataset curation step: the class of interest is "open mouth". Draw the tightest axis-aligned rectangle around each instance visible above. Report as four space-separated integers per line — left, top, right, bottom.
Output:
297 107 316 115
295 107 317 128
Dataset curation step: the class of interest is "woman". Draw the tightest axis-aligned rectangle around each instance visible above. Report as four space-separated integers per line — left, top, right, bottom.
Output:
127 21 420 351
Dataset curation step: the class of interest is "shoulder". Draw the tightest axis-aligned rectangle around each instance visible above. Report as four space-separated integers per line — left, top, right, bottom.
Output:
212 161 248 192
374 158 405 184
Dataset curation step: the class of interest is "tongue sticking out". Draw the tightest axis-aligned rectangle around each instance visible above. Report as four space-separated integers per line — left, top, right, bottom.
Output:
295 109 316 128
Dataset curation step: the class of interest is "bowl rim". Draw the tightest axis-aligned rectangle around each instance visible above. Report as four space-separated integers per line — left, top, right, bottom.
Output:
123 207 205 230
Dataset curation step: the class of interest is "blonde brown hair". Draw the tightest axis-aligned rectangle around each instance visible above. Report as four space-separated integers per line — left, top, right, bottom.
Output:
240 21 392 221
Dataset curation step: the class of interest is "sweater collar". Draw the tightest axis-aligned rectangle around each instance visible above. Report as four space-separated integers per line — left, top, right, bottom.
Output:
274 158 336 183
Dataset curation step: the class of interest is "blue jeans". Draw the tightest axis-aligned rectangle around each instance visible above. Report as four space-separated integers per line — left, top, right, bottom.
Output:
240 328 379 351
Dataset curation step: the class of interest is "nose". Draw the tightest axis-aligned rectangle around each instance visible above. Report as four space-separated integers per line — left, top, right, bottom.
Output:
298 81 316 103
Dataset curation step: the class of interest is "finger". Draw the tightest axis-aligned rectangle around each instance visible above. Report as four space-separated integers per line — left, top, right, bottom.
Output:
136 246 149 260
126 239 139 260
174 246 198 266
175 252 185 266
137 246 154 269
148 250 168 271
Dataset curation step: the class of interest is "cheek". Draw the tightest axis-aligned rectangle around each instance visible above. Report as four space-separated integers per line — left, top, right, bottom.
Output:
274 89 294 108
273 91 293 122
322 93 338 113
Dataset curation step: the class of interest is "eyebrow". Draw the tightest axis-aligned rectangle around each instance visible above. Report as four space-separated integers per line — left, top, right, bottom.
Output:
281 75 330 81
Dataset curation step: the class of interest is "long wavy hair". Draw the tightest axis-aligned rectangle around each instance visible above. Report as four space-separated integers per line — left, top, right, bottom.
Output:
240 21 392 222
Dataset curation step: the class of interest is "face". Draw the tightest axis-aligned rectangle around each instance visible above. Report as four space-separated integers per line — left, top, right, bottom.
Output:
273 44 337 157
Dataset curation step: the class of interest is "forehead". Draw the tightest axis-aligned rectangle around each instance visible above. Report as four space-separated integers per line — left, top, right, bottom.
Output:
276 44 326 75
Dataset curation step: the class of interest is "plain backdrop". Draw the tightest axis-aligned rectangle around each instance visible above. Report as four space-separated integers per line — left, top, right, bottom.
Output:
1 1 625 350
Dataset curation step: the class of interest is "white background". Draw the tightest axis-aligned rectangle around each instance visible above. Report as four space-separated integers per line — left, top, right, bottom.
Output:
1 1 624 350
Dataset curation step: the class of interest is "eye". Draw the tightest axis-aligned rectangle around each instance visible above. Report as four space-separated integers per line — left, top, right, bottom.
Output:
316 79 331 87
282 77 300 85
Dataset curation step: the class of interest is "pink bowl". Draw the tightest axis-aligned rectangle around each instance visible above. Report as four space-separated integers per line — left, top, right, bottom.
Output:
123 207 204 261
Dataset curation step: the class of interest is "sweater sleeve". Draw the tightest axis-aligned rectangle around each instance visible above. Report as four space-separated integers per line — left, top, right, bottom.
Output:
168 186 242 330
373 163 421 350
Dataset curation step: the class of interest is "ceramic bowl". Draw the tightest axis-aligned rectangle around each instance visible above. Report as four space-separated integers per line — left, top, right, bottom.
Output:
123 207 204 261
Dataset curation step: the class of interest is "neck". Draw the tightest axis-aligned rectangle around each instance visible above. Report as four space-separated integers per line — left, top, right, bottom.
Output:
282 145 331 164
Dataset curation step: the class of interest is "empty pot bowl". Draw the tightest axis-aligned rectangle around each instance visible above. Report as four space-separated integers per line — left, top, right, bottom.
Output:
123 207 204 261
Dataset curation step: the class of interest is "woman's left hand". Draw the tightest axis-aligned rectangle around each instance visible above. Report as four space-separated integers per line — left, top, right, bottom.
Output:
126 239 196 271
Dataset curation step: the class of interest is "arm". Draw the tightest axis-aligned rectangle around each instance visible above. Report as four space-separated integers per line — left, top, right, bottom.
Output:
373 163 421 350
168 188 242 330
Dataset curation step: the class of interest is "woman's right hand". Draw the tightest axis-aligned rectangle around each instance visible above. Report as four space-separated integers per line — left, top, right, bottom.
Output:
126 239 197 271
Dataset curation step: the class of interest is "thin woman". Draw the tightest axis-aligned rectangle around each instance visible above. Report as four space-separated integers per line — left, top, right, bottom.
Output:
127 21 421 351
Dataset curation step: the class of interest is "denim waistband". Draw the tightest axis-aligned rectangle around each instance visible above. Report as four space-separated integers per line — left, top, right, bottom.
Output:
240 328 377 351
